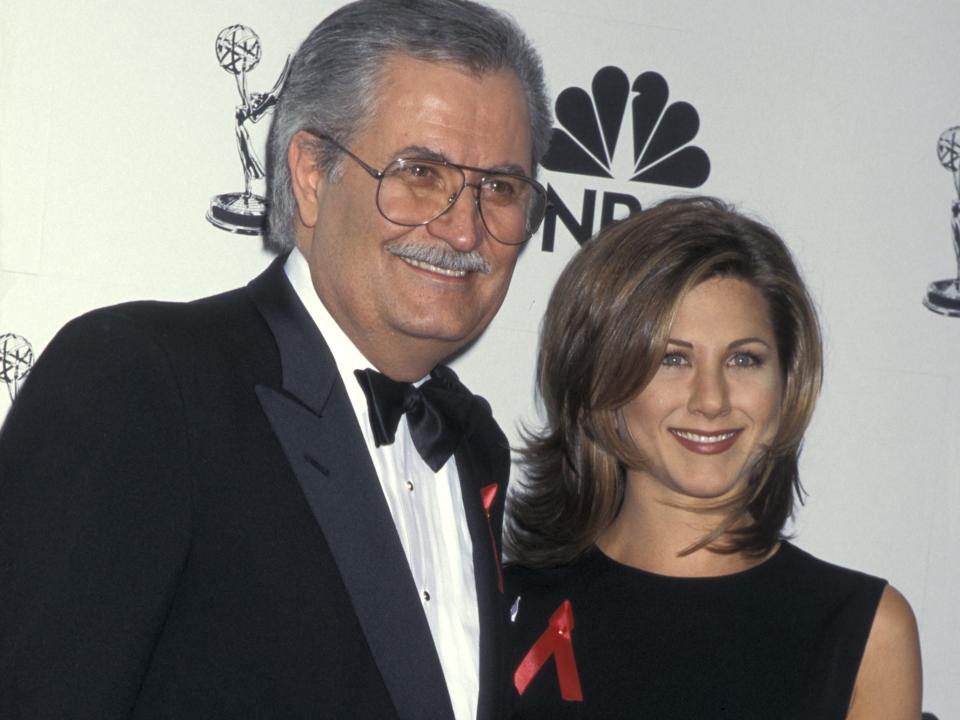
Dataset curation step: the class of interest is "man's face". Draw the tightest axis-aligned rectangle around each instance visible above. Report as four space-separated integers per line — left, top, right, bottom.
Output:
294 55 533 379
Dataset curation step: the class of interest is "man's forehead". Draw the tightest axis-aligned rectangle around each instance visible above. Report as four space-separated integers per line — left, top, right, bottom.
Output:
371 55 525 107
361 55 532 167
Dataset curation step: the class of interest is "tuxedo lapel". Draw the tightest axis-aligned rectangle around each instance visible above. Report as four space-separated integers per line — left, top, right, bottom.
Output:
247 258 455 720
455 403 509 720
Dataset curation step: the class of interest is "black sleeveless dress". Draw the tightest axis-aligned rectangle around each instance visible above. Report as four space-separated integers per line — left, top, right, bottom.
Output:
505 542 885 720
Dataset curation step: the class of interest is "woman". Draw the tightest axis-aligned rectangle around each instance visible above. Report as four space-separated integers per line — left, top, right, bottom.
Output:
505 197 921 719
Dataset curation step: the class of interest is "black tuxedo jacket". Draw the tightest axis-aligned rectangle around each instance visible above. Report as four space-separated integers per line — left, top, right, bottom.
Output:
0 257 510 719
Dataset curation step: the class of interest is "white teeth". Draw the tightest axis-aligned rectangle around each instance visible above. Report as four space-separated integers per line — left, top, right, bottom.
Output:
672 430 736 444
401 257 467 278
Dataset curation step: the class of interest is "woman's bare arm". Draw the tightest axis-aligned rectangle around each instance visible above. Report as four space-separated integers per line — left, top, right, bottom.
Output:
847 585 922 719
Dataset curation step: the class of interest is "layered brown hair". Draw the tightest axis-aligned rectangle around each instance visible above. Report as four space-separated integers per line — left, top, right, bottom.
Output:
506 196 823 567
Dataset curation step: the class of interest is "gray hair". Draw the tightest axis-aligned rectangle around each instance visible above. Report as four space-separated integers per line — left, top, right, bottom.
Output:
263 0 552 252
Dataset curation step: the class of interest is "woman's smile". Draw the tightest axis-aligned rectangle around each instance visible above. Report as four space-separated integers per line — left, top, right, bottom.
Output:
668 428 742 455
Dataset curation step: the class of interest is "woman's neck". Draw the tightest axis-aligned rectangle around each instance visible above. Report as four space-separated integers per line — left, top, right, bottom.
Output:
596 473 775 577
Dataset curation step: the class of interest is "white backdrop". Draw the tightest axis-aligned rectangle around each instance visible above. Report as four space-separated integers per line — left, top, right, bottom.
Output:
1 1 958 714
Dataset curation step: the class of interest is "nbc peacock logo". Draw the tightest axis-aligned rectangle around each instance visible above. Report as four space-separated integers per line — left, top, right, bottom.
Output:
539 66 710 251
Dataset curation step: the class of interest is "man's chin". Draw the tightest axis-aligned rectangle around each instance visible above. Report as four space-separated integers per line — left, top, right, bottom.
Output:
392 315 489 353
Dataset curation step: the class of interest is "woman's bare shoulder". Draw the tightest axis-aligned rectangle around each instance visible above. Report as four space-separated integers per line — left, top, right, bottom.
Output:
846 585 922 720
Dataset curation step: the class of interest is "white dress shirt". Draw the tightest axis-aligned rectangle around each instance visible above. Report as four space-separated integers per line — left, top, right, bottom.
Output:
284 249 480 720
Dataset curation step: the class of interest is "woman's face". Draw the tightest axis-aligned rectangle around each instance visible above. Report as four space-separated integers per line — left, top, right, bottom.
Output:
620 277 784 501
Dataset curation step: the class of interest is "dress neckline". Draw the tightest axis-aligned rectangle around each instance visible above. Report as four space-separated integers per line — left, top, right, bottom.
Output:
586 540 791 585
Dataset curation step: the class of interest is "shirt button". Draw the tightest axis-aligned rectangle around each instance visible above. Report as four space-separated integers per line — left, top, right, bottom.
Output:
422 590 431 602
406 481 415 492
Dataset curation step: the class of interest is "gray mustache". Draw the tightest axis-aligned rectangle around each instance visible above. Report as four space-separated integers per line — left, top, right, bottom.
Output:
385 242 491 275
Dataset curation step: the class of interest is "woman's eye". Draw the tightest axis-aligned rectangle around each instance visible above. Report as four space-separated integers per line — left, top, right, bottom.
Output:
729 352 763 368
661 352 687 368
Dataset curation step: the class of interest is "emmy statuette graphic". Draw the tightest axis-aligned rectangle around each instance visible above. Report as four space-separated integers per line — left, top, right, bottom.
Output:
924 126 960 317
207 25 291 236
1 333 34 402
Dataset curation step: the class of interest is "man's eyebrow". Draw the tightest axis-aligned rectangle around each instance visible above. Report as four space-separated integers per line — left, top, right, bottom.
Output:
393 145 447 162
391 145 529 177
487 162 530 177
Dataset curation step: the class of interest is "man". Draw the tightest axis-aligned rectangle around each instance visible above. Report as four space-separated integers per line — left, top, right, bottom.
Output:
0 1 552 718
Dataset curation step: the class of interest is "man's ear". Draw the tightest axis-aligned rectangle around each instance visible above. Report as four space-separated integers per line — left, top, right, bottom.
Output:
288 130 326 230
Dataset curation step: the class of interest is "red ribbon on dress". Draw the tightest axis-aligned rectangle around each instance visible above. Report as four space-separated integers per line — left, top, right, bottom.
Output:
514 599 584 701
480 483 504 593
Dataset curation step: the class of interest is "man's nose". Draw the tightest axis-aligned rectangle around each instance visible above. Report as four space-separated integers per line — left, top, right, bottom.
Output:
425 183 485 252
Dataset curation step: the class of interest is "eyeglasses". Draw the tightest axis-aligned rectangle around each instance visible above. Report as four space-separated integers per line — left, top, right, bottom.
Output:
302 130 547 245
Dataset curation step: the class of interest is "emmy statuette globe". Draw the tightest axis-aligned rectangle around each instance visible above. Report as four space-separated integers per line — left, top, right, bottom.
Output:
0 333 34 401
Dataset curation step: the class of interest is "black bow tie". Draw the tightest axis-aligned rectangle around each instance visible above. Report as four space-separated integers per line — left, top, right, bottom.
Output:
354 366 472 472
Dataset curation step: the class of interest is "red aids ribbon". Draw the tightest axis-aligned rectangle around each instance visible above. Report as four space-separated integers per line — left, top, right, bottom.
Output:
514 599 584 701
480 483 504 593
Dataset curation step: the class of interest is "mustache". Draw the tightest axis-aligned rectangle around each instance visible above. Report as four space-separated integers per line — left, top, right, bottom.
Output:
385 242 491 275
